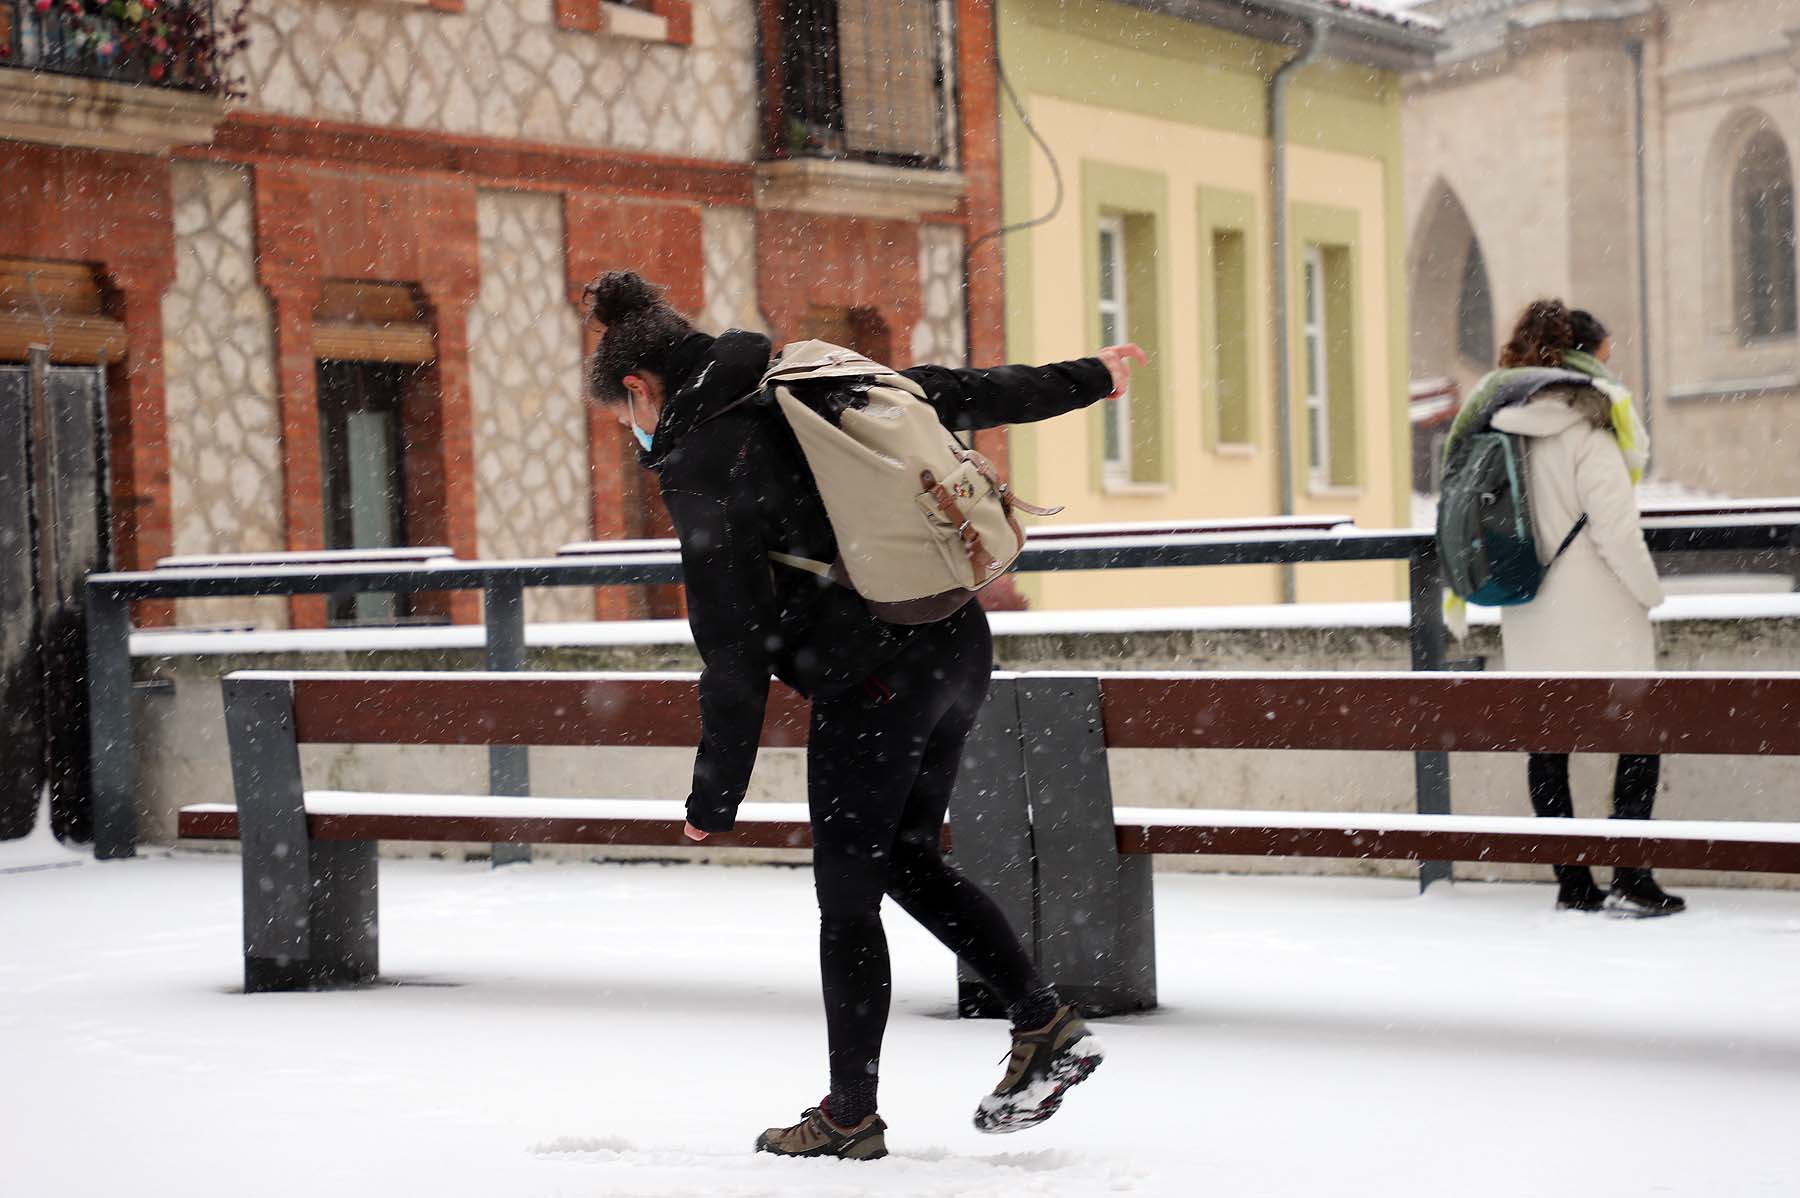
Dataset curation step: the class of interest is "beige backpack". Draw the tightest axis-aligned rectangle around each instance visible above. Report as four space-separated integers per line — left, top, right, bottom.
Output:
759 340 1060 625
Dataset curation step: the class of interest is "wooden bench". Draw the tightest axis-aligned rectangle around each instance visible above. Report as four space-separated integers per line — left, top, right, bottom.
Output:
1012 672 1800 1014
180 671 992 995
187 668 1800 1016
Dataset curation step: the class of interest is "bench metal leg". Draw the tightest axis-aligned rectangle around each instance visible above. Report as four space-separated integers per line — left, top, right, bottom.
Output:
243 840 379 993
1408 547 1453 892
227 676 379 993
1018 675 1156 1017
86 587 136 859
948 677 1037 1018
485 582 531 867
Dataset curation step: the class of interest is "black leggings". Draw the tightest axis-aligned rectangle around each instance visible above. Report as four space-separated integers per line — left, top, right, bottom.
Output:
807 602 1042 1099
1527 752 1661 823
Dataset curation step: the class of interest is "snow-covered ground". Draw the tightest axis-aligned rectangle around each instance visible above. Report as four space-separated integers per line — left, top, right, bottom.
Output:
6 854 1800 1197
0 794 88 877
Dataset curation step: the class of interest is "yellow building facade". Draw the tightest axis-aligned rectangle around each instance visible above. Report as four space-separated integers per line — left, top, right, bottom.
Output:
997 0 1439 608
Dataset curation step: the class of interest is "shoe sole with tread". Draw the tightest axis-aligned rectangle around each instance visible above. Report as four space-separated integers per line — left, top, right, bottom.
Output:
972 1035 1104 1135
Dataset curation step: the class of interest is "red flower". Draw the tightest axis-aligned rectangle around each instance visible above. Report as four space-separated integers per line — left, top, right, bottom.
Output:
34 0 53 13
148 61 165 79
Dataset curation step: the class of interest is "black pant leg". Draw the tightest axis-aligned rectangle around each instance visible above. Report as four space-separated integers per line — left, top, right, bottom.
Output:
1528 752 1594 889
884 612 1042 1008
807 690 928 1100
1527 753 1574 819
1612 753 1660 821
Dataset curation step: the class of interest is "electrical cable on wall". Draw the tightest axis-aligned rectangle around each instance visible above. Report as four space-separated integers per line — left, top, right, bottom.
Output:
952 53 1067 452
968 55 1065 255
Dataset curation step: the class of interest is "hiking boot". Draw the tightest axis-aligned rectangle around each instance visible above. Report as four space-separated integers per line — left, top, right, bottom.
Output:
1555 866 1609 913
1609 869 1686 918
973 1004 1104 1134
754 1105 888 1160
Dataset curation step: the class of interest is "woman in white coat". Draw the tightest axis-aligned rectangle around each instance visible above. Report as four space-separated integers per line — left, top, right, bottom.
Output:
1488 301 1685 916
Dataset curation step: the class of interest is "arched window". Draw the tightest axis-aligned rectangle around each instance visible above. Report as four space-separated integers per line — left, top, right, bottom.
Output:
1457 236 1494 366
1733 129 1798 340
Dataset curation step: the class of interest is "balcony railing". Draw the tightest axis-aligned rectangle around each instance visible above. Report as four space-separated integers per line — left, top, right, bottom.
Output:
1 0 230 93
767 0 956 170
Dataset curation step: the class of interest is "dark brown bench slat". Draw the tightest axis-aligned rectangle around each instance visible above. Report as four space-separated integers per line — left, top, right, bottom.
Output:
178 803 952 853
1095 672 1800 756
181 807 814 850
278 674 813 747
1116 821 1800 874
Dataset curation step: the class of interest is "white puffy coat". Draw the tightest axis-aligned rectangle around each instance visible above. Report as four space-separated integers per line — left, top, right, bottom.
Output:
1491 389 1664 672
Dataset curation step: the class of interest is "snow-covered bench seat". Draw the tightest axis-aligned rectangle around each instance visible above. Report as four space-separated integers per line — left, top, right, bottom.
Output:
1111 808 1800 873
180 794 820 851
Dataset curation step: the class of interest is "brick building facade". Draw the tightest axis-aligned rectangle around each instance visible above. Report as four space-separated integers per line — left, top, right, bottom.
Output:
3 0 1003 628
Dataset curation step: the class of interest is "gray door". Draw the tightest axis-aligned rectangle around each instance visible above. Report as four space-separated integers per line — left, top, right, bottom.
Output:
0 361 110 844
317 360 411 624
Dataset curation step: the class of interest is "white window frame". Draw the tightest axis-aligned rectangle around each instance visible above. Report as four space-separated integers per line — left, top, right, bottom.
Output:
1302 246 1330 487
1097 216 1131 484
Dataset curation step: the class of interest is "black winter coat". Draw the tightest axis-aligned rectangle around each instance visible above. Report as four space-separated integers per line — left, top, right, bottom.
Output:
641 330 1113 832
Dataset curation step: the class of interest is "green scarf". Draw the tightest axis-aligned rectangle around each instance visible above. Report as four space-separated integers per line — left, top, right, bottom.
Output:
1560 350 1649 484
1443 354 1648 483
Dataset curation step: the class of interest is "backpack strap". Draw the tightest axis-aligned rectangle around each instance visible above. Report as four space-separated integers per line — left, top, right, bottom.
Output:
691 384 768 432
921 468 999 583
1549 513 1589 563
769 551 850 585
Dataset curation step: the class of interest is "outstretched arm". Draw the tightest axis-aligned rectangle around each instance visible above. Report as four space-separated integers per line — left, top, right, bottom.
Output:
901 343 1146 432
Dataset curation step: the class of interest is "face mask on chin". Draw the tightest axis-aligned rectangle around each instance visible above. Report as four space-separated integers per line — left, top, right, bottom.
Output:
627 390 655 452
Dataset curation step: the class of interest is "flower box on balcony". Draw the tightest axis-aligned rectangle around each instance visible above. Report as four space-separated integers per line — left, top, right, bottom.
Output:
0 66 223 152
754 157 966 223
2 0 238 153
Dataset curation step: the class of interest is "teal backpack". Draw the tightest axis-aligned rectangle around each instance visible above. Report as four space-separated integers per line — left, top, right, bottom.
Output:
1436 369 1592 606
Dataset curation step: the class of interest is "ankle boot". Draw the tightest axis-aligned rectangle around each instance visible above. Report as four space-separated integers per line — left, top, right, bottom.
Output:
1554 865 1608 912
1610 868 1686 917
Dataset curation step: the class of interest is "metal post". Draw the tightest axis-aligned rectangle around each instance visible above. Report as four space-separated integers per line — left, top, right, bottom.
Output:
1407 545 1451 891
1268 18 1327 605
86 584 136 858
483 583 531 866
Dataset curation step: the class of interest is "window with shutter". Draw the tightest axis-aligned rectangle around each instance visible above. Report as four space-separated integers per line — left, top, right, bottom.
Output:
1733 129 1798 342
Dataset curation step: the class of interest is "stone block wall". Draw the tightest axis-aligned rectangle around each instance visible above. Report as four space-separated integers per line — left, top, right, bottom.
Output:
239 0 757 161
161 162 288 631
468 191 592 622
912 223 969 368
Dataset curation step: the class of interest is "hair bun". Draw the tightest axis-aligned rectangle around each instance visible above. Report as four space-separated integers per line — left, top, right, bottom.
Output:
585 271 663 325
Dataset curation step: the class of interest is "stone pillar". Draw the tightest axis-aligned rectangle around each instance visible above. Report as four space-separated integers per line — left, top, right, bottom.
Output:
100 262 177 628
265 281 327 629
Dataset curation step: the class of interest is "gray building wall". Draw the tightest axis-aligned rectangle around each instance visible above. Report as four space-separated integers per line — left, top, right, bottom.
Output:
1404 0 1800 499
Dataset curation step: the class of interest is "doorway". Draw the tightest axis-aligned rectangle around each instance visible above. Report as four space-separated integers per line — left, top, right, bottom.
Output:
0 359 109 844
316 359 416 624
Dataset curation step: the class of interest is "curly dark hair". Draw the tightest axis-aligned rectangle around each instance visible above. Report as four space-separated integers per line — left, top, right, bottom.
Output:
583 270 695 406
1569 309 1609 356
1498 298 1576 369
1500 298 1612 429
